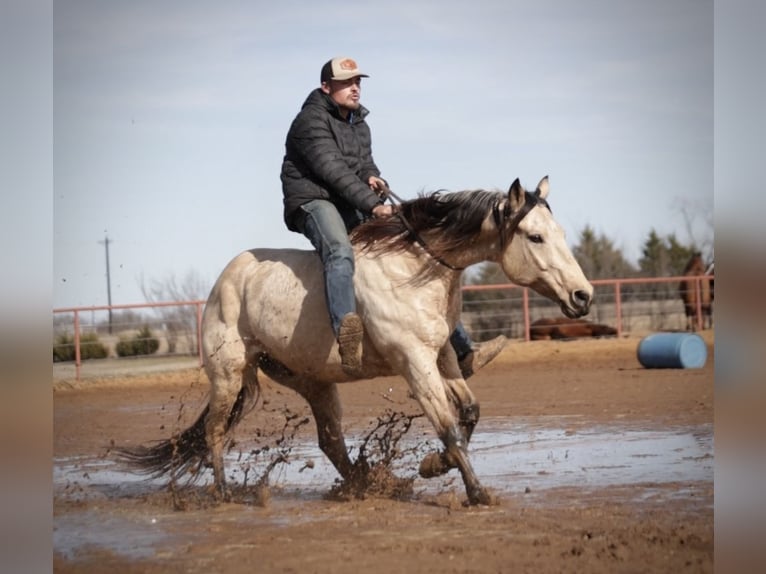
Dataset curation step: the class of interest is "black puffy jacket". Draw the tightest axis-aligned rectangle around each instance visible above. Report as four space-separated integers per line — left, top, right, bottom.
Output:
281 88 383 231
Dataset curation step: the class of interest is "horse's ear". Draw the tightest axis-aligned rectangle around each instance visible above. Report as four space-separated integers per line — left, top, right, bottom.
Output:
536 176 549 199
508 178 524 211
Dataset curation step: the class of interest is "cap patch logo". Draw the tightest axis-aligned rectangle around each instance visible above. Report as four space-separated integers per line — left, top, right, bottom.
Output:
339 58 357 71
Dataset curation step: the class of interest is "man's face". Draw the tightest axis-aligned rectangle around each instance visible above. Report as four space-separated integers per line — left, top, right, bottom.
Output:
322 76 362 112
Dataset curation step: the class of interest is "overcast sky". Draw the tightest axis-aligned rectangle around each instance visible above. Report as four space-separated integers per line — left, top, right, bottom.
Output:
51 0 714 308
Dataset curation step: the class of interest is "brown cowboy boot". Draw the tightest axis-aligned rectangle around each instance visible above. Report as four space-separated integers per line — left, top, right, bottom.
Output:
338 312 364 375
458 335 508 379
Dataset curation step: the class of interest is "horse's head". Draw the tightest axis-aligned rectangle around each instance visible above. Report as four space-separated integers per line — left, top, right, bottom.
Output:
496 177 593 318
684 252 705 274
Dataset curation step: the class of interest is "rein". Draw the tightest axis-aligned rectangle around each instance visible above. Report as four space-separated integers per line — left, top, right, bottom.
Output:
382 187 465 271
401 212 466 271
382 186 549 272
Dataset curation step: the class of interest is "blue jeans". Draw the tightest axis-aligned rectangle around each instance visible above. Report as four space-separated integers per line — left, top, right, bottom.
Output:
296 199 475 353
297 200 361 337
450 321 474 360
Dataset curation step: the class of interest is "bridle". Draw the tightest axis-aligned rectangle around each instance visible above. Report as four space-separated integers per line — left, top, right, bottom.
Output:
491 191 551 249
381 186 550 272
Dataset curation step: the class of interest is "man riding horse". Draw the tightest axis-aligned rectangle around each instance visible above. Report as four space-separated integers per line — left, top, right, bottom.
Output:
280 56 507 377
118 57 594 507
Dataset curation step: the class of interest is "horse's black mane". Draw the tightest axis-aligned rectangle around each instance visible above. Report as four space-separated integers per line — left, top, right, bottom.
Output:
351 189 504 258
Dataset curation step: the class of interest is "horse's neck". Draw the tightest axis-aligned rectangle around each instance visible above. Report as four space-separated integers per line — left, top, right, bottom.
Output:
417 230 500 271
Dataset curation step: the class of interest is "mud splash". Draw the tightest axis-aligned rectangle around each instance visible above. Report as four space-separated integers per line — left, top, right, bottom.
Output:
325 409 423 501
56 417 713 502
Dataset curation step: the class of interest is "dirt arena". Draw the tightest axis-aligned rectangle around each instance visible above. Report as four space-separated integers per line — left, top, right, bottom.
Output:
53 333 714 573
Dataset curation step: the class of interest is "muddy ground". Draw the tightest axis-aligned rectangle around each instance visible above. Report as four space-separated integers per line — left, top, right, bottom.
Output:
53 333 714 573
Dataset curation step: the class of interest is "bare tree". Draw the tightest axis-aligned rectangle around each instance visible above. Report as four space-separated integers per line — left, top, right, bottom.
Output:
139 270 210 355
672 196 714 264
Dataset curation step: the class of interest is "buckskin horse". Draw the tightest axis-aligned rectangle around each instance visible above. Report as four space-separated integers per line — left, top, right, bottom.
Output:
119 177 593 505
680 252 713 331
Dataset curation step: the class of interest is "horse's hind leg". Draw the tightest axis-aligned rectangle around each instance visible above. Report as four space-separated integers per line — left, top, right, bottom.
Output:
204 337 251 499
684 309 694 332
305 383 355 480
266 370 354 481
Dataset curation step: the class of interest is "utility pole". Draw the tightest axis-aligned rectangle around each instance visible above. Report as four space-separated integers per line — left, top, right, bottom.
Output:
99 235 113 334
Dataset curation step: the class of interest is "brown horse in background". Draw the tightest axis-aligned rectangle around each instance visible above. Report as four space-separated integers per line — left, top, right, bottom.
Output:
530 317 617 340
679 253 713 331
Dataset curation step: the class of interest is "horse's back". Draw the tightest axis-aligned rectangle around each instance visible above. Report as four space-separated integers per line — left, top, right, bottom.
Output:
202 248 345 374
201 246 442 380
205 247 325 324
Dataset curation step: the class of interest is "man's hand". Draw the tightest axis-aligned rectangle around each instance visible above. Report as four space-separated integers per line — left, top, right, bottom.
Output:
371 204 396 218
368 176 389 198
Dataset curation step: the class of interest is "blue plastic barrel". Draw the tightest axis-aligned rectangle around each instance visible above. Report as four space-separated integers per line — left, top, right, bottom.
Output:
637 333 708 369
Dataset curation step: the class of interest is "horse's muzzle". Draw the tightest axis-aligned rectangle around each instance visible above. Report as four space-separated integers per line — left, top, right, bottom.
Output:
574 289 592 312
563 289 592 318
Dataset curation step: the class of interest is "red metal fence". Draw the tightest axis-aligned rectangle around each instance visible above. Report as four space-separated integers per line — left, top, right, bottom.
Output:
53 274 713 380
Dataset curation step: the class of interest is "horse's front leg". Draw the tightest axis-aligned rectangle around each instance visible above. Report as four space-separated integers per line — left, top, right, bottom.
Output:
419 405 480 479
441 422 493 506
403 352 492 506
440 345 481 442
420 346 481 479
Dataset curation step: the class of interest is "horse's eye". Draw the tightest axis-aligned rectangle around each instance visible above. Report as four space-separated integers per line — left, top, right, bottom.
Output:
528 234 544 244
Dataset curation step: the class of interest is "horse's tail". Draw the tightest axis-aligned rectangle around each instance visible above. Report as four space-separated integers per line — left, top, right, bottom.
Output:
114 366 260 481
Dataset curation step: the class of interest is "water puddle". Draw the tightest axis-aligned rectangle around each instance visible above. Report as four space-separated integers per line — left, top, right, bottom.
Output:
54 417 713 560
54 511 170 560
469 418 713 492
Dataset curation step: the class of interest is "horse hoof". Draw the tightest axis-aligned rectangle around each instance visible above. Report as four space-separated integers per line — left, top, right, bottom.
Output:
212 483 230 503
466 487 495 506
419 452 453 478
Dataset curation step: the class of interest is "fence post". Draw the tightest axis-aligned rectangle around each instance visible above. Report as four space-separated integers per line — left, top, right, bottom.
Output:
522 288 531 341
614 281 623 337
695 277 703 332
73 310 81 381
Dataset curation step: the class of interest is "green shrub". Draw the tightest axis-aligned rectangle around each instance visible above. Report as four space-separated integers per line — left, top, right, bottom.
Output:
115 325 160 357
53 332 109 362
